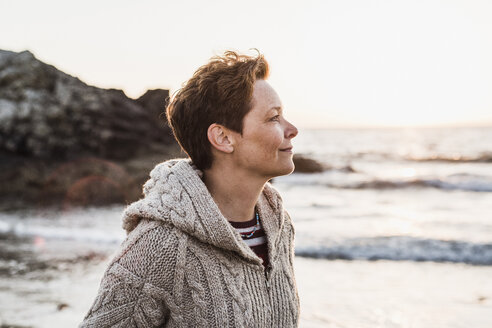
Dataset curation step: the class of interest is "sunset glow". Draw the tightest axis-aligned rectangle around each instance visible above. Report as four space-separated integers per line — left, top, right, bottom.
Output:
1 0 491 128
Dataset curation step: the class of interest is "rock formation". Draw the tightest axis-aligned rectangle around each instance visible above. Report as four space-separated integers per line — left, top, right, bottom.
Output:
0 49 174 160
0 49 180 209
293 154 326 173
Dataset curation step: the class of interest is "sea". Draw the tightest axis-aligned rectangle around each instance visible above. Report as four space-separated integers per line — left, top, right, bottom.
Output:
281 126 492 265
0 126 491 327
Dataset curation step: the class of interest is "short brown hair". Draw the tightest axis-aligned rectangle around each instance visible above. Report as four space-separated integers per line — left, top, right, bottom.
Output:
166 50 269 170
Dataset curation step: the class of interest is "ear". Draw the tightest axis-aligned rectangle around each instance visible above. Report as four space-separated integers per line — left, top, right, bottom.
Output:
207 123 235 154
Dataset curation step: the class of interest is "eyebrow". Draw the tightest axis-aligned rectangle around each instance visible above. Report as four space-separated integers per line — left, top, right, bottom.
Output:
268 106 283 113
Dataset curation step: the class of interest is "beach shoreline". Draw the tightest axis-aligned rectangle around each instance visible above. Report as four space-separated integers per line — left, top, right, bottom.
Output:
1 253 491 328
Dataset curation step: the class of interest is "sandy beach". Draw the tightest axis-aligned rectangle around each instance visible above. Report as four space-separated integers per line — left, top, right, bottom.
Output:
295 258 492 328
1 253 491 328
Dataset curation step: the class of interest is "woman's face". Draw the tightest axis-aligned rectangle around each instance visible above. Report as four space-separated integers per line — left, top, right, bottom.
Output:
232 80 298 179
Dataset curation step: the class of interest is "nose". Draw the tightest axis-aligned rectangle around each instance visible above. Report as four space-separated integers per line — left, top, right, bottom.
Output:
284 119 298 139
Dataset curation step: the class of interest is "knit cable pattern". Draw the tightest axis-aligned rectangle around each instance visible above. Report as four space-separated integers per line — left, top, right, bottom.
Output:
80 158 300 327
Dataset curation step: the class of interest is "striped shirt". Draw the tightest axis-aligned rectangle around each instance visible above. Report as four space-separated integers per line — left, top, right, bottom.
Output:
229 217 270 268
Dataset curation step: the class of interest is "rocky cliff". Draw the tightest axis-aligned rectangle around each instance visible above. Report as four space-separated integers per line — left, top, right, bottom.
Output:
0 49 181 209
0 49 174 159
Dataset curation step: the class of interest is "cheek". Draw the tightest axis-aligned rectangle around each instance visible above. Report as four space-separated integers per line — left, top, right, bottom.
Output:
263 130 283 154
241 126 284 159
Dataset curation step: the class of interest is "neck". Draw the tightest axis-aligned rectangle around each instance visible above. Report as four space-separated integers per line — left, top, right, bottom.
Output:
203 162 267 223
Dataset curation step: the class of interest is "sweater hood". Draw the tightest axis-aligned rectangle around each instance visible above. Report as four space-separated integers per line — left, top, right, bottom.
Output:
122 158 286 264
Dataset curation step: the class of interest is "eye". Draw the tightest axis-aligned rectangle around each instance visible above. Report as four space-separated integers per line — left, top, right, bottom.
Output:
270 115 280 122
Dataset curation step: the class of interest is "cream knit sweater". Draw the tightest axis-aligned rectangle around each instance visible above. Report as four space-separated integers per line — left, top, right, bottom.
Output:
80 159 300 327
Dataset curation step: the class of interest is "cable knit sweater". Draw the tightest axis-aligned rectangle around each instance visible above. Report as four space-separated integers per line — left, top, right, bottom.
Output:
80 158 300 327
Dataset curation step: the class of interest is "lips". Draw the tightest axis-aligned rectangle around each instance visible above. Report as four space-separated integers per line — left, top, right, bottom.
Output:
279 147 293 152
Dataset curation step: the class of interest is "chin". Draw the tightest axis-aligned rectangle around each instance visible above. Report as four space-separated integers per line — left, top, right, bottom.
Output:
270 161 295 178
283 163 296 175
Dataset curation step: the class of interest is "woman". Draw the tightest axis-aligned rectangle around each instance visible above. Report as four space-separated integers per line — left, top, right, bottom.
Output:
80 50 300 327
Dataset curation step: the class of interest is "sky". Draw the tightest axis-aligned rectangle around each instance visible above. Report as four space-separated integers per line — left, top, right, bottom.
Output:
1 0 492 128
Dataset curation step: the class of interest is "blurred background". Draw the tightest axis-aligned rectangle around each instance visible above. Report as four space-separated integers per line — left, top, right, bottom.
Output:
0 0 491 327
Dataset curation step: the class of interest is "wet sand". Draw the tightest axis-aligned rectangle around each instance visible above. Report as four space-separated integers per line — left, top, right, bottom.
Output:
1 247 491 328
295 258 492 328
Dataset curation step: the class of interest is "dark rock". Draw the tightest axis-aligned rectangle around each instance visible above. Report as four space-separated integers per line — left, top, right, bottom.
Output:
57 303 69 311
0 49 174 161
293 154 325 173
0 49 182 209
0 150 182 210
136 89 170 122
340 165 356 173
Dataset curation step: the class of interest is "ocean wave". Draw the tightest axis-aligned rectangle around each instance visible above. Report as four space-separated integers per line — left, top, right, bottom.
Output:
338 176 492 192
295 236 492 265
347 151 492 163
404 153 492 163
284 173 492 192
